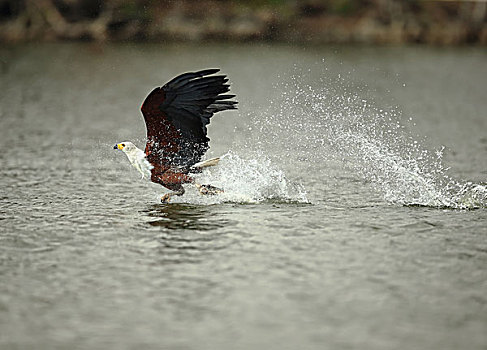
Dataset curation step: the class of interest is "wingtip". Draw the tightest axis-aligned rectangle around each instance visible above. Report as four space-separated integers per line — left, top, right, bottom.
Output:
197 68 220 76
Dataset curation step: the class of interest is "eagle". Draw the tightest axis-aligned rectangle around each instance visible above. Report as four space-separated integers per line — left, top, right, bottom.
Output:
114 69 237 203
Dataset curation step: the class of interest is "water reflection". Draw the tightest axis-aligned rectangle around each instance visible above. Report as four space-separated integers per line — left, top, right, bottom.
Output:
141 203 230 231
138 204 237 264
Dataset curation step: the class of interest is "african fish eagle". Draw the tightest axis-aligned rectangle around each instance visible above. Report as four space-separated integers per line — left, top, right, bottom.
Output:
114 69 238 203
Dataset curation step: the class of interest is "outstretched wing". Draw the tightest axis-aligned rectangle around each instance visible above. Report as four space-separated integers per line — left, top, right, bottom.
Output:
141 69 237 170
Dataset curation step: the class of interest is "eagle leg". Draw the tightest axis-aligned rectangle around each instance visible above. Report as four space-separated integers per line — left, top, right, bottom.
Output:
161 186 185 203
195 183 224 195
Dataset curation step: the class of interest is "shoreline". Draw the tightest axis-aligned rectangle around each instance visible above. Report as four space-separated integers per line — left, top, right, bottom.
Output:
1 0 486 45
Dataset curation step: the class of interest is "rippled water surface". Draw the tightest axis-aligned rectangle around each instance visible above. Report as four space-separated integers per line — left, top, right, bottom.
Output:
1 44 486 349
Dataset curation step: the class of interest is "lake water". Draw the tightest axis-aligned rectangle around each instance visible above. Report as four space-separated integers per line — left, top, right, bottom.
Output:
0 43 486 350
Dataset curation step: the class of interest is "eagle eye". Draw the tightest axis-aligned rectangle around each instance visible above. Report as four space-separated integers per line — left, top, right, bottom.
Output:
121 143 125 147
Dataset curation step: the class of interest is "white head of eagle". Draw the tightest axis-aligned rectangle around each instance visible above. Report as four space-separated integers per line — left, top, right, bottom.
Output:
114 141 153 179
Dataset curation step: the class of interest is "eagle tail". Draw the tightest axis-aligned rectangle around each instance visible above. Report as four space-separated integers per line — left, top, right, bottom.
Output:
193 157 220 169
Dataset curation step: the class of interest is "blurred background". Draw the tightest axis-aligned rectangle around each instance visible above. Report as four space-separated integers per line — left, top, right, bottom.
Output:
1 0 486 45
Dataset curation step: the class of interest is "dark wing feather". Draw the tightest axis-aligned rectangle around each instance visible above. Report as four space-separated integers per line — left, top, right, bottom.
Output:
141 69 237 170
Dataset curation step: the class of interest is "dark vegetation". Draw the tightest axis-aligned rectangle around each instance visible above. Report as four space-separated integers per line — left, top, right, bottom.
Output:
0 0 486 44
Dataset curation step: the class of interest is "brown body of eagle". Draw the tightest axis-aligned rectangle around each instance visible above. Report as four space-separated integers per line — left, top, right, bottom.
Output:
115 69 237 202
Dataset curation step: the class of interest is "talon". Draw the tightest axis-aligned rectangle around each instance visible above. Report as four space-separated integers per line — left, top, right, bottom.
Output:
161 194 171 203
200 187 209 195
197 184 223 195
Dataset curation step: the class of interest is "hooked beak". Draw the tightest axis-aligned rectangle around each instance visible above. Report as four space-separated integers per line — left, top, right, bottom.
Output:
114 143 123 150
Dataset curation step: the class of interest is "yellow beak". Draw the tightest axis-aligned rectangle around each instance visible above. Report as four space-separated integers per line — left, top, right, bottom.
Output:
117 144 124 150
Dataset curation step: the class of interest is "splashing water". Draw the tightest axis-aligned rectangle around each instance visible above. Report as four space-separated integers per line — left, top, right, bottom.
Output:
136 71 484 209
176 152 309 204
243 72 486 209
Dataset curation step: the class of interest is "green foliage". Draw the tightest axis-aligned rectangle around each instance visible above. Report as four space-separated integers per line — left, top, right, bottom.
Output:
329 0 358 15
233 0 291 8
116 0 151 21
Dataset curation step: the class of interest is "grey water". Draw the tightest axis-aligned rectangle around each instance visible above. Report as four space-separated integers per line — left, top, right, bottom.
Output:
0 43 486 350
